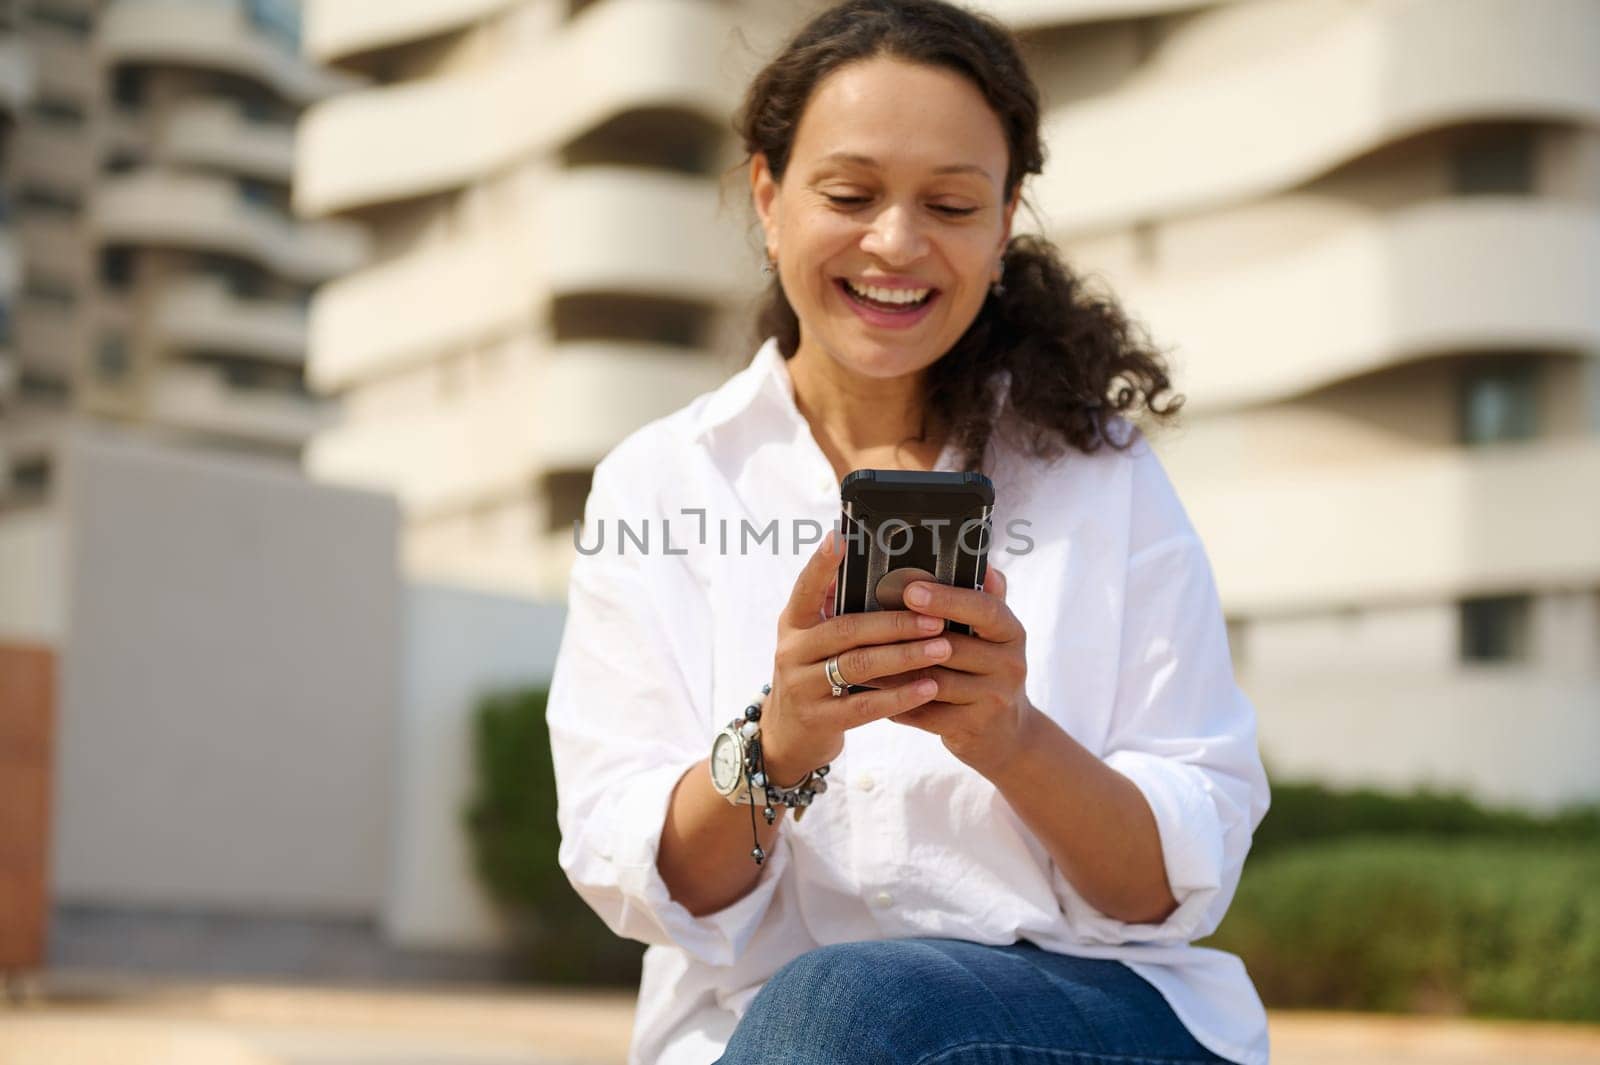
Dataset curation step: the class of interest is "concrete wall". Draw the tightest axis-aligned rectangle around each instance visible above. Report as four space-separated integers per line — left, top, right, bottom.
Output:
51 427 401 916
0 507 66 645
385 582 567 949
1247 671 1600 811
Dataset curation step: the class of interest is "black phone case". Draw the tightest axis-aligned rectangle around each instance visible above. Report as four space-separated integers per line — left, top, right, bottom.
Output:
832 469 995 692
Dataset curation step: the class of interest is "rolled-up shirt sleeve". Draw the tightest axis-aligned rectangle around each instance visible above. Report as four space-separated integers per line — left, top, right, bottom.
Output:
547 448 787 967
1053 448 1270 947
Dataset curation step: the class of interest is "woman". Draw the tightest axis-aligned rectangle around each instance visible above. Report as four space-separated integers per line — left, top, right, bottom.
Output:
547 2 1270 1063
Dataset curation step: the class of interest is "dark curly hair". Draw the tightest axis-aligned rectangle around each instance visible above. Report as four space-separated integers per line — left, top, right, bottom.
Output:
735 0 1181 471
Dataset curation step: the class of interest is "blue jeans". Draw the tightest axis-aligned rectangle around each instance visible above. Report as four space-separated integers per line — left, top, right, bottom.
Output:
716 938 1234 1065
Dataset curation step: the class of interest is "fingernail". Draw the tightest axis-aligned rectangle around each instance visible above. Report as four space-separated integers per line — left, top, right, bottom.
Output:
924 639 950 659
916 679 938 697
906 584 931 606
916 614 943 632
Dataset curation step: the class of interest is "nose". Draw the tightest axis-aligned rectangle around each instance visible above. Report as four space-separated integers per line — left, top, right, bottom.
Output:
860 203 928 266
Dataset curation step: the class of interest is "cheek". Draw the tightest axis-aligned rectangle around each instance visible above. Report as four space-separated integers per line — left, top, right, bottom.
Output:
784 210 859 271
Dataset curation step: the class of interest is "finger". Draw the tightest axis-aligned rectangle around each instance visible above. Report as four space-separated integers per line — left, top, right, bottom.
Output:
917 633 1012 676
984 565 1007 602
819 573 838 622
836 676 940 729
827 634 953 692
903 581 1022 643
782 528 842 630
795 607 944 663
889 702 957 732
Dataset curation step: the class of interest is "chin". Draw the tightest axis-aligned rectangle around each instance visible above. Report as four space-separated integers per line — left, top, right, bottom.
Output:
832 342 935 380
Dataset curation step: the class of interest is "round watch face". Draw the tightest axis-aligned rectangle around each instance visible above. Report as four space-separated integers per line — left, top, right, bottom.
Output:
710 730 743 793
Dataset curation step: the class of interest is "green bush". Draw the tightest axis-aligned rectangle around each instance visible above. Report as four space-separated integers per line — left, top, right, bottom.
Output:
464 686 645 986
1252 781 1600 860
1206 837 1600 1021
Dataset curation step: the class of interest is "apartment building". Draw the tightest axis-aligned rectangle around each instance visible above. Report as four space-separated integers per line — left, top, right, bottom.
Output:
0 1 34 419
294 0 791 598
0 0 366 512
296 0 1599 805
1013 0 1600 804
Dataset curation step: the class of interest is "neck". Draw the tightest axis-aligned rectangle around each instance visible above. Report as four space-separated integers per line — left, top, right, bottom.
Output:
786 337 946 475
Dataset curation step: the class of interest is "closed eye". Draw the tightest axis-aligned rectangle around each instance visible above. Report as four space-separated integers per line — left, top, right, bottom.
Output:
824 195 980 218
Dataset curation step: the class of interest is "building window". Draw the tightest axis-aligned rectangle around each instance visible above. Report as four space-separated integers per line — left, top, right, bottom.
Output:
1452 128 1536 196
543 469 594 535
100 246 135 289
1459 595 1532 663
96 335 130 382
19 369 69 403
29 95 85 127
17 183 82 216
11 455 52 497
27 3 93 37
22 275 76 308
1459 363 1539 445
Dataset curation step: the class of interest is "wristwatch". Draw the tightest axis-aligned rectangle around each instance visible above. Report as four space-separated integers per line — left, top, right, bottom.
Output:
709 692 828 823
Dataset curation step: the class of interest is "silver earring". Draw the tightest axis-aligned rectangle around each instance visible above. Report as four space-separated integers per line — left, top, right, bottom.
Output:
990 260 1006 298
761 251 777 279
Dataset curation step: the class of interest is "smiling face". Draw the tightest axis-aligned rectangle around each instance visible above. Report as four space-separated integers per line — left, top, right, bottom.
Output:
752 56 1017 380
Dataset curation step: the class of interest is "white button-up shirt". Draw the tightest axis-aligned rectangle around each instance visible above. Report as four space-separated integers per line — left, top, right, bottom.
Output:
548 338 1271 1065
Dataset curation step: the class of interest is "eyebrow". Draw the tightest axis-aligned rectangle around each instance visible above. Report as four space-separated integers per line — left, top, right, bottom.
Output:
819 151 995 182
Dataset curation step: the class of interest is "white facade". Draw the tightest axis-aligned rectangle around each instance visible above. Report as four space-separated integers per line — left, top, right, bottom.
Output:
1017 0 1600 804
294 0 789 599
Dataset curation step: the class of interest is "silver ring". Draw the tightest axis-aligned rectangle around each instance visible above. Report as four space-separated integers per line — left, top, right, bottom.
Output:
824 656 849 697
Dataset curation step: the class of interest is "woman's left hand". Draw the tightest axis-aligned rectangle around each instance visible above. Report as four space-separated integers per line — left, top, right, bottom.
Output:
885 566 1037 779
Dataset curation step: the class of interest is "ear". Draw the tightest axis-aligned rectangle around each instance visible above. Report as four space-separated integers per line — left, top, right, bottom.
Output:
750 152 782 259
996 184 1020 256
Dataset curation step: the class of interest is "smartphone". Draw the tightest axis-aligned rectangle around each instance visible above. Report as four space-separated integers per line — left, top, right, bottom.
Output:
832 469 995 691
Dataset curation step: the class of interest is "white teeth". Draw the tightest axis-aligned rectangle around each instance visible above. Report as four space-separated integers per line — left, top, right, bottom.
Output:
846 280 931 306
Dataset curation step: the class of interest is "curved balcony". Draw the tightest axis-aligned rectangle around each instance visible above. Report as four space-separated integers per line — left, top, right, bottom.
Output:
14 121 97 195
94 172 367 284
295 0 735 216
32 28 95 103
531 343 728 468
305 0 518 65
99 0 356 108
307 342 725 513
982 0 1229 30
1179 437 1600 616
158 100 295 182
154 277 307 365
16 303 82 381
1034 0 1600 234
307 167 750 390
1114 200 1600 413
149 364 332 449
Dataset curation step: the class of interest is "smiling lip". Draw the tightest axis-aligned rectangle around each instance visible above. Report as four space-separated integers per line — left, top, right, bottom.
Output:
835 278 940 330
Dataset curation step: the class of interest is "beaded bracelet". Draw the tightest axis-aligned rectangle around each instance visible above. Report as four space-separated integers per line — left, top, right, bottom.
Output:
737 683 830 865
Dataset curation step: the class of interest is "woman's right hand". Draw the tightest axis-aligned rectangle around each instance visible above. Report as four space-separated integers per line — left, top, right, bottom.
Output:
758 529 952 786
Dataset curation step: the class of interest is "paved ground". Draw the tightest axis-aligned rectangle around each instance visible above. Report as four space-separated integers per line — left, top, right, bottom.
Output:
2 977 1598 1064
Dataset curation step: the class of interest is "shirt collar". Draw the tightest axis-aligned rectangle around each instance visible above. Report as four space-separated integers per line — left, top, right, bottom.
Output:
690 336 794 445
690 336 1012 475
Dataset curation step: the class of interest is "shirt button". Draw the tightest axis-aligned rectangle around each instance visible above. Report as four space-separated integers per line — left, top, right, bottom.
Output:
855 773 875 792
872 891 893 908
